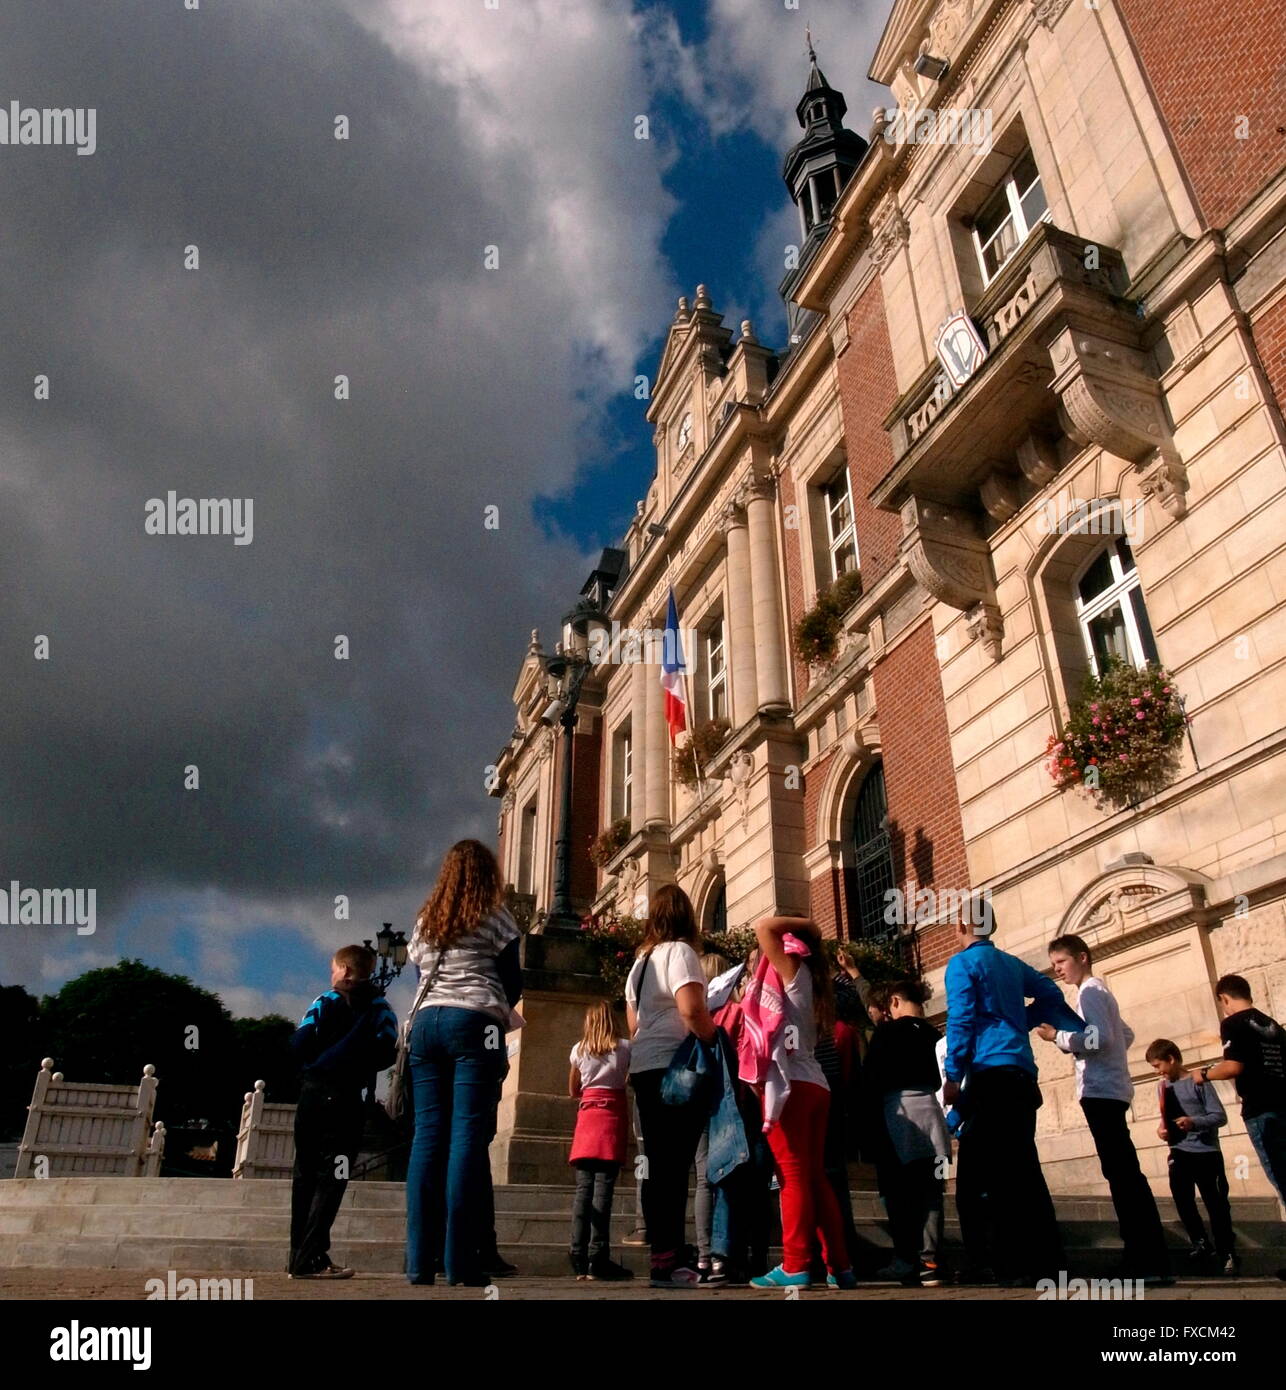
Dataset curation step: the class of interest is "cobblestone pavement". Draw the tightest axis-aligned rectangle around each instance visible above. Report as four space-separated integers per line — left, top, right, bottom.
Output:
2 1269 1283 1300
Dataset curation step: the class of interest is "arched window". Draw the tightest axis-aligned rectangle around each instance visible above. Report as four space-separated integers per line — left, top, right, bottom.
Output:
1074 536 1159 674
849 762 896 942
708 883 727 938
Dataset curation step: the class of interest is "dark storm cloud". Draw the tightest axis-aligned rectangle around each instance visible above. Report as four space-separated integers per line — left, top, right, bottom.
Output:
0 0 608 932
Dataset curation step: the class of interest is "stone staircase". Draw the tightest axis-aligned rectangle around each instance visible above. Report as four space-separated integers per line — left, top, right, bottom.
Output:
1 1178 1283 1278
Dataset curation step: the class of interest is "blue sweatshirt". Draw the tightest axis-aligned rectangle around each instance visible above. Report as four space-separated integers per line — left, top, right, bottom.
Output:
292 982 399 1095
1160 1074 1227 1155
944 939 1084 1083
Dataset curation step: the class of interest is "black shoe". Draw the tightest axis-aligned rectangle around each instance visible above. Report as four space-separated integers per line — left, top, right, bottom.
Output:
621 1228 648 1246
482 1253 518 1278
708 1256 746 1286
588 1255 634 1281
1220 1254 1241 1277
1187 1239 1214 1267
569 1252 589 1280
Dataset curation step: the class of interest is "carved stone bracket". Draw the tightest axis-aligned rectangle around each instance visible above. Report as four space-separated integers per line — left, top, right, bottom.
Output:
1047 326 1188 518
966 601 1004 663
898 496 998 612
980 469 1021 522
1017 431 1060 486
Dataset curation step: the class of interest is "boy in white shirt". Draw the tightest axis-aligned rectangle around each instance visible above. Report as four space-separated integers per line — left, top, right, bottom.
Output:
1036 933 1171 1282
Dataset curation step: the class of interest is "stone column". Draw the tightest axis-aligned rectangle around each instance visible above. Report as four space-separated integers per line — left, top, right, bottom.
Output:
745 475 790 712
721 499 758 725
629 654 648 831
643 617 669 827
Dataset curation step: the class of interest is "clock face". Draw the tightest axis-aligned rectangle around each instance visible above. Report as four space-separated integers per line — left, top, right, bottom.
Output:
676 412 692 452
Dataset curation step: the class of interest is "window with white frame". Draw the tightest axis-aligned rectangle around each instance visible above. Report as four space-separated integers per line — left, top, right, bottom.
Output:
613 724 633 822
972 148 1049 285
517 797 538 895
706 620 728 722
822 473 858 580
1074 537 1159 675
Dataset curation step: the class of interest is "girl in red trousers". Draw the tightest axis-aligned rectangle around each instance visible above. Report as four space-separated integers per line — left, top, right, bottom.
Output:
567 1001 633 1280
749 916 856 1290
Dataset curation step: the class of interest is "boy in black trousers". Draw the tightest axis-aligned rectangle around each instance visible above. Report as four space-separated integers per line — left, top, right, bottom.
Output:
288 943 399 1278
1146 1038 1237 1274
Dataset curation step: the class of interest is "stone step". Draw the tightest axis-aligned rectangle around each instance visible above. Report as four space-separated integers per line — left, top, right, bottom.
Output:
3 1177 1281 1222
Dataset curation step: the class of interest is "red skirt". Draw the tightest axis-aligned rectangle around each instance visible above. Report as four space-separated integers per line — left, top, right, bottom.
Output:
569 1086 629 1165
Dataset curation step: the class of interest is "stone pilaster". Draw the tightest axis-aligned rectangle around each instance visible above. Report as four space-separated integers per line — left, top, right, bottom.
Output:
721 499 759 725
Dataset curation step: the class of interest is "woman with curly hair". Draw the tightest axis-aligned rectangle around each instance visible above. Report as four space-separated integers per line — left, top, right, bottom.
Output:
404 839 522 1287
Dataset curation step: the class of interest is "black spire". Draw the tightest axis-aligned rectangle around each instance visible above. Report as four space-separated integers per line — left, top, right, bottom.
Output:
782 37 867 251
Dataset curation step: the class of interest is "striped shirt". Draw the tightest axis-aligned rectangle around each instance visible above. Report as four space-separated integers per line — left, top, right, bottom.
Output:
408 907 521 1025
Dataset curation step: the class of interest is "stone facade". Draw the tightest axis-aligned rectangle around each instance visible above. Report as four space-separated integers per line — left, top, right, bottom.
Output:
491 0 1286 1198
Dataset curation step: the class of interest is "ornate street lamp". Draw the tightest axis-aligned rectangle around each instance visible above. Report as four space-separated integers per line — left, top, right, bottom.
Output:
540 597 607 933
362 923 410 992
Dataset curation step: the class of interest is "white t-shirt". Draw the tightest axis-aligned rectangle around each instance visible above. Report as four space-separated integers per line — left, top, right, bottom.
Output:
782 967 828 1090
625 941 706 1074
570 1039 631 1090
1055 975 1135 1104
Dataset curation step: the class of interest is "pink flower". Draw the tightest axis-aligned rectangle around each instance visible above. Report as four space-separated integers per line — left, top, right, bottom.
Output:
1130 697 1141 706
1136 711 1145 720
1118 754 1129 762
1092 717 1100 725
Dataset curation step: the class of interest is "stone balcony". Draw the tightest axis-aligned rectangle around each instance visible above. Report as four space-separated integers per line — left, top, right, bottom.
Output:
873 223 1186 661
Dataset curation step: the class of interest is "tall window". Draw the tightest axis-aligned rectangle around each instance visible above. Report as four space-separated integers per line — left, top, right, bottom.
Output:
709 882 727 937
823 474 858 580
613 725 633 822
517 798 538 895
850 763 896 943
972 148 1048 285
1075 537 1159 674
706 620 728 722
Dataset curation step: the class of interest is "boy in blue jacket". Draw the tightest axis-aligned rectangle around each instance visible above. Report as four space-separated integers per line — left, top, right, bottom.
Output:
288 944 399 1278
941 897 1083 1286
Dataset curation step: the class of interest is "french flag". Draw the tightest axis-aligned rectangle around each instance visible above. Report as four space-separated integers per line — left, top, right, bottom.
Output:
661 588 688 744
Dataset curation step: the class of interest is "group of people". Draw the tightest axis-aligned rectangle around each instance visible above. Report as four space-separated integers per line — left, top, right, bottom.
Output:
282 838 1286 1291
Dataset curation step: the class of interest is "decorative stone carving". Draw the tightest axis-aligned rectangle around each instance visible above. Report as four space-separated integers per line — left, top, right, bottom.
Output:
965 601 1004 662
740 472 777 505
717 497 747 535
1139 456 1190 519
616 855 640 905
725 749 754 829
1031 0 1073 29
869 204 911 273
929 0 975 69
497 789 516 834
898 496 997 611
536 726 555 763
980 470 1021 522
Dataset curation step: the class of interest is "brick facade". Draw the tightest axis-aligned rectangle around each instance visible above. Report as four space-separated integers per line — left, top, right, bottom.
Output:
1116 0 1286 232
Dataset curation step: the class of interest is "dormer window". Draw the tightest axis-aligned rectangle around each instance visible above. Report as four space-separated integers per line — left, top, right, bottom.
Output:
972 148 1048 285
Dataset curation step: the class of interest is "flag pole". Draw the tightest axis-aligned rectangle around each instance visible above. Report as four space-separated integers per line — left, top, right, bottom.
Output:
666 554 702 787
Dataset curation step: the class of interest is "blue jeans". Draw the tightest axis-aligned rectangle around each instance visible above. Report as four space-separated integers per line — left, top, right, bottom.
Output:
405 1006 507 1284
1246 1110 1286 1203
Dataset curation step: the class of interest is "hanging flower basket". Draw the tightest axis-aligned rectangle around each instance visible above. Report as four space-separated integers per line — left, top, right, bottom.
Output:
579 910 645 1001
672 718 731 789
588 817 631 869
793 569 863 667
1044 659 1188 810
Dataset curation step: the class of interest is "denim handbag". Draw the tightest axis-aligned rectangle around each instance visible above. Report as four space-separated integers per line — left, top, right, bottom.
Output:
660 1032 717 1108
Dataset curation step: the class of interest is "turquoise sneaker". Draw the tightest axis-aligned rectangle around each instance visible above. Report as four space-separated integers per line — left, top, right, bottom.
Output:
750 1265 811 1289
826 1269 858 1289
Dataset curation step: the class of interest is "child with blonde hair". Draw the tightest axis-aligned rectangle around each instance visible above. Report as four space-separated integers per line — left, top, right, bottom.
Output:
567 1001 633 1280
